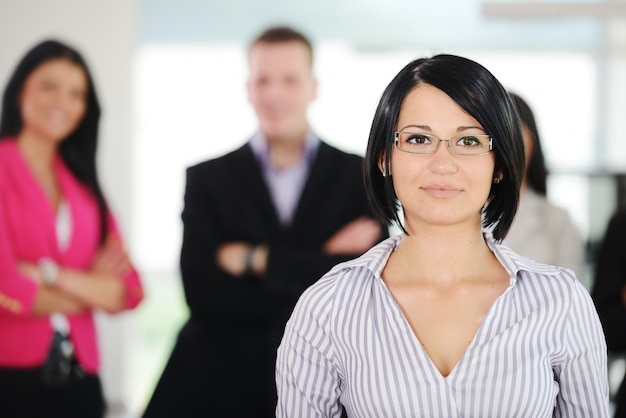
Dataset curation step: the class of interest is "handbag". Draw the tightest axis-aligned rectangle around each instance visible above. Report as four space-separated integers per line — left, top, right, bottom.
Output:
41 329 84 387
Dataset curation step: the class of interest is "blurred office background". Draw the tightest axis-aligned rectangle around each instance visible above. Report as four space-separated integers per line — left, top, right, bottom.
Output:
1 0 625 415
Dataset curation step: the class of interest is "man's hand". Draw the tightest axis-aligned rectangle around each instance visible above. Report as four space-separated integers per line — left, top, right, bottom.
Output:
216 242 251 277
217 242 269 277
323 217 383 255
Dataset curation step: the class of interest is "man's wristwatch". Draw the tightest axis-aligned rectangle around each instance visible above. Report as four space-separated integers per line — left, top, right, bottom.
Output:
39 258 59 286
243 245 256 276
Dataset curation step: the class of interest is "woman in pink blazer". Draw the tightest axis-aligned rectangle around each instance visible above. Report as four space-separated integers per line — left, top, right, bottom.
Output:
0 39 143 418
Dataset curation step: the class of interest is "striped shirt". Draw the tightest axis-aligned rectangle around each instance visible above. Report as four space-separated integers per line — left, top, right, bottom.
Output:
276 235 609 418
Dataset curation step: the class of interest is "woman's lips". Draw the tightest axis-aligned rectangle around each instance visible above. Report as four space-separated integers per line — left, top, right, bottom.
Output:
421 185 463 198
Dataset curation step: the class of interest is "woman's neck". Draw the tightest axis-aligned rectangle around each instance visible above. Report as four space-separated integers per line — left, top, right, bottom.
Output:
393 224 495 285
17 131 57 173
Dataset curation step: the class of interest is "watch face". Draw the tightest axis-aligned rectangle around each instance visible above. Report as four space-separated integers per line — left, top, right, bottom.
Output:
39 258 59 286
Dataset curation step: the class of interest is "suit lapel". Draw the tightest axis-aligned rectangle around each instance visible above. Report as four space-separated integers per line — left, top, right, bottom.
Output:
231 144 282 229
290 142 335 230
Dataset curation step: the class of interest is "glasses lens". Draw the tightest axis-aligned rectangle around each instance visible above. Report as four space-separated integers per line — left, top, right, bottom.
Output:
452 135 491 155
396 132 437 154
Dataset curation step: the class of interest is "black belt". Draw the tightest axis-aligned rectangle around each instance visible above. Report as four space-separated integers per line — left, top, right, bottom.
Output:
0 331 89 387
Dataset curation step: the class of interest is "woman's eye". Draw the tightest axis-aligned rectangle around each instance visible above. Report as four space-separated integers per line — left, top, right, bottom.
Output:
407 134 431 145
458 136 481 147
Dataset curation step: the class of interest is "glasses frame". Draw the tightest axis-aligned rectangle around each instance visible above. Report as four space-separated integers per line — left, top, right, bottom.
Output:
394 131 493 156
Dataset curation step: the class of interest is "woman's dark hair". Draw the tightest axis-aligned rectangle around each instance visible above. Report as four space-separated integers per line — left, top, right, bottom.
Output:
0 39 108 245
363 54 525 241
508 91 548 196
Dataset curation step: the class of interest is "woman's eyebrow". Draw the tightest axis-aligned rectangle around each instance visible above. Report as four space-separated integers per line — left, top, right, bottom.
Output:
458 126 486 132
399 124 431 131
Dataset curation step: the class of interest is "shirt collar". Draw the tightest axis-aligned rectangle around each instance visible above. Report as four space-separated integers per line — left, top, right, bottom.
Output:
249 129 320 170
485 232 565 283
335 233 565 286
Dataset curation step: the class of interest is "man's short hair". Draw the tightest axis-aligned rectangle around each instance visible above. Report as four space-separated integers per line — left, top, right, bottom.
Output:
249 26 313 67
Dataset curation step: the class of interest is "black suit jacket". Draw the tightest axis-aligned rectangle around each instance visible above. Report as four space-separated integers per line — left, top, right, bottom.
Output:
144 141 387 418
592 209 626 352
591 209 626 416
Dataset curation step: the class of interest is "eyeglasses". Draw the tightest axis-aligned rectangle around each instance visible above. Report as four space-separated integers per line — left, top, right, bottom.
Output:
395 131 492 156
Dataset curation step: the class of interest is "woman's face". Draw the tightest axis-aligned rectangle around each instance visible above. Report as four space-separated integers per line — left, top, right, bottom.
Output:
388 83 496 234
19 58 88 143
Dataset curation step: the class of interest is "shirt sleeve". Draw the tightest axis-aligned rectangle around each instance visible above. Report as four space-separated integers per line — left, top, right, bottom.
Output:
0 197 39 317
276 278 344 418
553 279 610 417
106 212 144 310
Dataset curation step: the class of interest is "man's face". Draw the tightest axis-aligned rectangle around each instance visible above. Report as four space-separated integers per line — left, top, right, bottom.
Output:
247 41 317 143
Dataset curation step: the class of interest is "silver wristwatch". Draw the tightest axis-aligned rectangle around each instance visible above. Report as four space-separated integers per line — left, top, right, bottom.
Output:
39 258 59 286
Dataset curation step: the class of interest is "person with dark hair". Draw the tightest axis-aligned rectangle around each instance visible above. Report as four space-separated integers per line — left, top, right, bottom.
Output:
143 26 386 418
504 92 585 279
592 209 626 416
0 39 143 418
276 54 609 417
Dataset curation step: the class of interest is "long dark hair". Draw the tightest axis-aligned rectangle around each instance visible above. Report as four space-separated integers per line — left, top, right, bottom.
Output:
508 91 548 196
363 54 525 241
0 39 108 245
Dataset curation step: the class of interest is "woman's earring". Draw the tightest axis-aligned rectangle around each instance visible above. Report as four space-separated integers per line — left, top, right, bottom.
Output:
493 177 501 184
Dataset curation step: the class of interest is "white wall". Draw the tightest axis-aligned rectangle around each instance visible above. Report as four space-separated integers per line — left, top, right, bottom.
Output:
0 1 139 415
604 19 626 171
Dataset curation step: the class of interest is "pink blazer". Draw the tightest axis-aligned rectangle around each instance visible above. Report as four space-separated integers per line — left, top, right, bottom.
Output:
0 139 143 373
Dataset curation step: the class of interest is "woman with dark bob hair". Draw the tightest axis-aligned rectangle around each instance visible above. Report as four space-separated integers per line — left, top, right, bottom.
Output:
0 40 143 417
276 54 608 417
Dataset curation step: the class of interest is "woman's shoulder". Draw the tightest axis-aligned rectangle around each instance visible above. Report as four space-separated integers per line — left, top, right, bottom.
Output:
491 235 581 284
0 139 19 187
495 240 591 314
329 235 399 274
294 236 399 313
0 138 17 157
